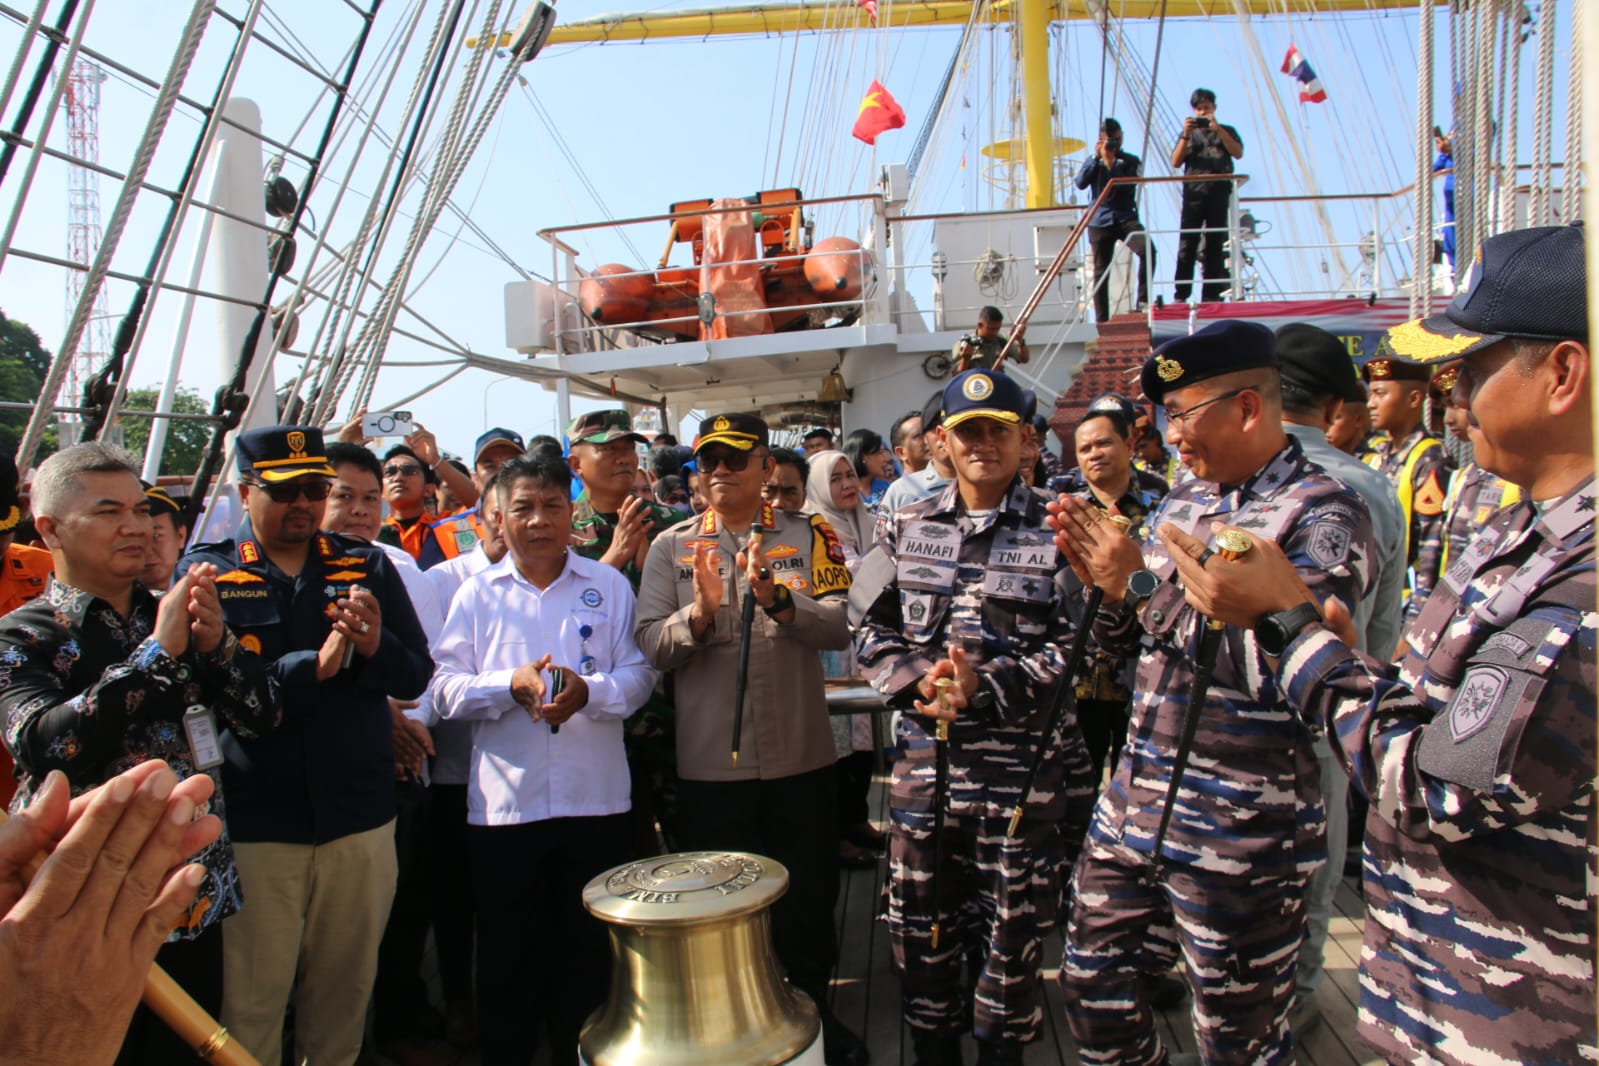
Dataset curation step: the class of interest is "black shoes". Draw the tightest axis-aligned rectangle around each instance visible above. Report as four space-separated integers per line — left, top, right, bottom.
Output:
910 1031 963 1066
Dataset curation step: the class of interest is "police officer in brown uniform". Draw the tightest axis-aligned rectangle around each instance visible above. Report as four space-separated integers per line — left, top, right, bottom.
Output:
634 412 867 1065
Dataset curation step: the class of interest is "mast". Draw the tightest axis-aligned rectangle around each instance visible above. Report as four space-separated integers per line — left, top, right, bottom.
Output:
1019 0 1055 207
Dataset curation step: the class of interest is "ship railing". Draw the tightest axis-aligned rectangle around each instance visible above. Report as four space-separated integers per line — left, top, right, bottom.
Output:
535 192 887 355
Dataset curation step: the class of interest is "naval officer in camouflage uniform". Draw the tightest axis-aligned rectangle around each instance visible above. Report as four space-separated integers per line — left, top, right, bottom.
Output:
1049 321 1375 1065
1166 223 1596 1066
850 369 1095 1066
634 411 867 1065
1435 364 1523 574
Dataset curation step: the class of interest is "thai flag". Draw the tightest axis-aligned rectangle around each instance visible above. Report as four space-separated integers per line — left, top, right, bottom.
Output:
1281 44 1327 104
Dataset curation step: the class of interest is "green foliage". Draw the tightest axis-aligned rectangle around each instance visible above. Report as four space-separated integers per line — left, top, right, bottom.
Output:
117 386 213 477
0 312 51 460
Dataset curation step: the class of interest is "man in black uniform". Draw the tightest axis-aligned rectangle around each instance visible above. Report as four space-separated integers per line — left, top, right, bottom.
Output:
180 425 434 1066
1170 87 1244 303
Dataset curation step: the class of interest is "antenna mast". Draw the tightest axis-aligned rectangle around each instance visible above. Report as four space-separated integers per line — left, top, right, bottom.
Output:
63 58 112 446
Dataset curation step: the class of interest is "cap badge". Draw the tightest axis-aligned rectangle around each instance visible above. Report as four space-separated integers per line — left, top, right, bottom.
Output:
1155 354 1184 383
1383 321 1478 362
962 374 993 400
713 416 731 432
286 430 307 457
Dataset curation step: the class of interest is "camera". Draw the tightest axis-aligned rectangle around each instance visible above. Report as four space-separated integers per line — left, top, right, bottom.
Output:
1193 117 1211 129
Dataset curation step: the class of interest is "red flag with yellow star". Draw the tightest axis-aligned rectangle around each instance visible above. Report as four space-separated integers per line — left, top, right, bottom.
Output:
851 80 906 145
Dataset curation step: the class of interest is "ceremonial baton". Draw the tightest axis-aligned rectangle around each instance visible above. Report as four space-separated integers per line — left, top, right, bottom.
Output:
1007 513 1130 837
929 680 954 950
0 807 262 1066
729 528 765 766
1148 528 1251 862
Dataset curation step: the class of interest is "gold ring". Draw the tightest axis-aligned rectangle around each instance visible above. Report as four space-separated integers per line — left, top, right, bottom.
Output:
197 1028 231 1061
1107 515 1134 535
1215 527 1252 562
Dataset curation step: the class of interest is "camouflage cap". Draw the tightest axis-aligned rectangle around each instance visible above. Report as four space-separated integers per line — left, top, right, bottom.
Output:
567 408 647 446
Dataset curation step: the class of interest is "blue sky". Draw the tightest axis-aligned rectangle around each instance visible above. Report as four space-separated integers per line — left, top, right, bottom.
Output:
0 1 1576 460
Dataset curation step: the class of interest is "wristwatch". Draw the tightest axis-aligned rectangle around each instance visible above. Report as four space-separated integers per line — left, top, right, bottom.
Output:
1125 569 1161 609
1254 602 1323 657
762 583 794 618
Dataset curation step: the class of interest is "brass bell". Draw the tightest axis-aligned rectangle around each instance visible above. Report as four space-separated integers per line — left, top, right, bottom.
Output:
579 852 823 1066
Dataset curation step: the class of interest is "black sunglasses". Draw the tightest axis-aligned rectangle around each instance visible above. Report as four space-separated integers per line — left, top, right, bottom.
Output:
698 449 763 473
383 463 424 478
248 479 332 504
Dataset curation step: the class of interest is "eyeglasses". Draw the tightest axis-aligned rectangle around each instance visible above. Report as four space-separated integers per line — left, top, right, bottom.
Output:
698 449 763 473
1165 387 1256 427
247 479 332 504
383 463 424 478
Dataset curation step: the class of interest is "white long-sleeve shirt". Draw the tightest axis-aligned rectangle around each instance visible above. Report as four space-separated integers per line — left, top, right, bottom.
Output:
429 549 657 825
400 546 498 784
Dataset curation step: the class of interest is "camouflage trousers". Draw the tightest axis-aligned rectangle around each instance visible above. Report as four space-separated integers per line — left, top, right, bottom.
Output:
886 805 1068 1047
1062 836 1305 1065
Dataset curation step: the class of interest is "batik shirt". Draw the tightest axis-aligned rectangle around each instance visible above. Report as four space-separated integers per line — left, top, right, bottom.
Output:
1278 479 1596 1066
850 479 1095 826
1089 436 1374 877
0 577 277 938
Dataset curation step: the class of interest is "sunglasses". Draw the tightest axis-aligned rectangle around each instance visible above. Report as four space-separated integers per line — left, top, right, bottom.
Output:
384 463 424 478
697 449 762 473
248 479 332 504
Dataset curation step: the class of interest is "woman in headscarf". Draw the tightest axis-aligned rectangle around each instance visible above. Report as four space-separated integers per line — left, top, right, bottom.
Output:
803 450 884 869
803 450 876 564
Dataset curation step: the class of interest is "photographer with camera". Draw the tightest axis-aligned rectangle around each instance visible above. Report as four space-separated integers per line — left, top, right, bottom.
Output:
1170 88 1244 304
1077 118 1152 322
952 305 1028 373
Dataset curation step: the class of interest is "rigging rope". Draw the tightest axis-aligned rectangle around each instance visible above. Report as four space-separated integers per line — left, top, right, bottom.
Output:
1529 0 1556 225
1561 0 1581 223
1412 0 1434 316
13 0 211 470
1135 0 1168 173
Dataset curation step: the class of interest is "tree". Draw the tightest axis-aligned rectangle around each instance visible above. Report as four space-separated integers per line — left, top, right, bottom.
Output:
0 312 50 461
117 386 214 477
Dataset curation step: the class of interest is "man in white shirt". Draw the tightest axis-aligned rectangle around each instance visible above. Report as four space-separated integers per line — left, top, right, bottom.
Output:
431 454 658 1066
877 390 954 519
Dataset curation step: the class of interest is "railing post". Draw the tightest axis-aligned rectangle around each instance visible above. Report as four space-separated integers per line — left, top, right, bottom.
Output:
1228 176 1243 301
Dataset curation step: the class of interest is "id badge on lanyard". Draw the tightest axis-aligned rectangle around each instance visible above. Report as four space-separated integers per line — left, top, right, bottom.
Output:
183 705 224 770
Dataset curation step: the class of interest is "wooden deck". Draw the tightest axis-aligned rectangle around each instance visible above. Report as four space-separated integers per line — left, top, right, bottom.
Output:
823 775 1384 1066
404 769 1381 1066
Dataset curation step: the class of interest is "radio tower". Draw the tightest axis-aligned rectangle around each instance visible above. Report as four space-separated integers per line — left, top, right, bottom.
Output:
62 58 112 445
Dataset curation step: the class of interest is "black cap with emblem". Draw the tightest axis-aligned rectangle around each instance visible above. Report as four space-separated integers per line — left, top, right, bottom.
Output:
942 369 1028 428
235 425 337 482
1384 222 1588 365
1140 320 1278 405
695 412 769 452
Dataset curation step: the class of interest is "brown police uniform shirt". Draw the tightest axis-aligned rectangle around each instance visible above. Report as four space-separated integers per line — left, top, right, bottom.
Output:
635 503 852 781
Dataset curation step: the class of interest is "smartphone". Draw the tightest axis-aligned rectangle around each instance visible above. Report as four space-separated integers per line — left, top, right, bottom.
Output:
547 667 565 735
1194 117 1211 129
363 410 415 437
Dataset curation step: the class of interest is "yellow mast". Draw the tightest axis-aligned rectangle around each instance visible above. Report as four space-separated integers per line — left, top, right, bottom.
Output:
1018 0 1055 207
471 0 1438 46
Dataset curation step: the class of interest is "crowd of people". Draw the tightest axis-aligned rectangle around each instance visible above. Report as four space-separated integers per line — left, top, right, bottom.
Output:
0 222 1592 1066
